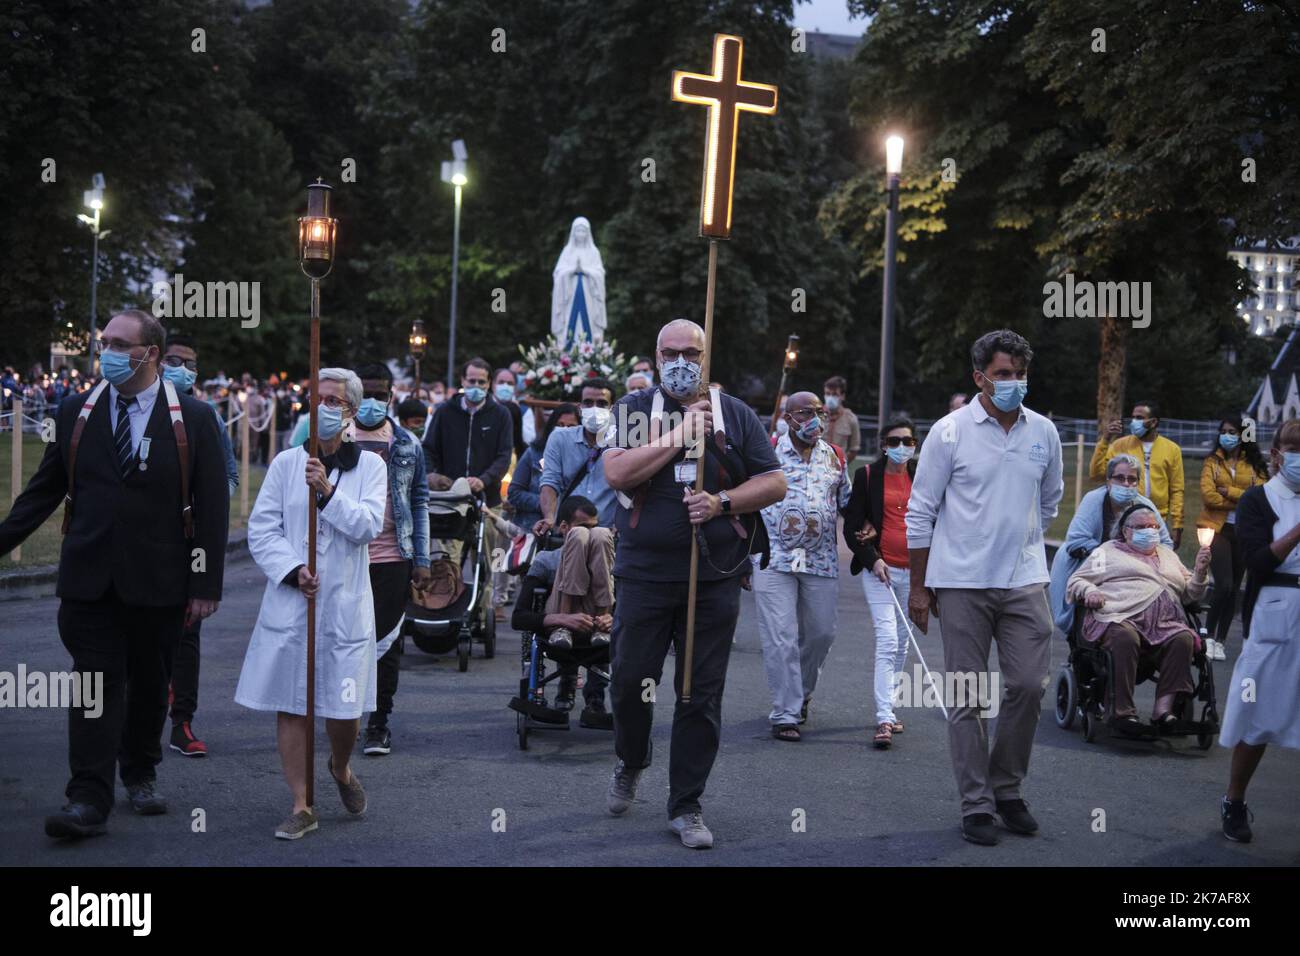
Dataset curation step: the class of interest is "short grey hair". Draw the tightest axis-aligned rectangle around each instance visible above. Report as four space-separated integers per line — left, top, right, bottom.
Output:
626 372 651 390
319 367 362 409
1106 453 1140 479
656 318 705 350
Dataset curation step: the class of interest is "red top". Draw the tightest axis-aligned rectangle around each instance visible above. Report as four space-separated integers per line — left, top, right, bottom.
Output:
880 469 912 568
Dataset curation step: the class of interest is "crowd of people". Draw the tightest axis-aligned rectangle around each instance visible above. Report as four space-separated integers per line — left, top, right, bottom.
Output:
1 313 1297 853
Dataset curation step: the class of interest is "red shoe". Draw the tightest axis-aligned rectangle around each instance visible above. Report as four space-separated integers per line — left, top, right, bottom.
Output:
169 721 207 757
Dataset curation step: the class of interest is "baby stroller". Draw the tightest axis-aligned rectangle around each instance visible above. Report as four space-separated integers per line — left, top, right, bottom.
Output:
506 533 613 750
402 481 496 672
1053 601 1219 748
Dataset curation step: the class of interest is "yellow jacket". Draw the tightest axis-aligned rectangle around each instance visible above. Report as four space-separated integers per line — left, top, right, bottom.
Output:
1197 448 1265 531
1090 434 1185 529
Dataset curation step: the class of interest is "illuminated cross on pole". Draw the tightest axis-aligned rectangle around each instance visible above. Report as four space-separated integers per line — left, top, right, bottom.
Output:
672 33 778 239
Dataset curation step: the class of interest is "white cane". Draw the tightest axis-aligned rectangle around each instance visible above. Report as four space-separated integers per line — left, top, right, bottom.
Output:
886 583 949 720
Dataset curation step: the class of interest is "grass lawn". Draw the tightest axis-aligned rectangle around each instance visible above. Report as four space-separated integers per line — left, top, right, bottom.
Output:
1 432 267 569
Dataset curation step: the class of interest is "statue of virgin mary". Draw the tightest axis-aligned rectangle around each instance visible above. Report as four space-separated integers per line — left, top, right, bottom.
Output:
550 216 607 348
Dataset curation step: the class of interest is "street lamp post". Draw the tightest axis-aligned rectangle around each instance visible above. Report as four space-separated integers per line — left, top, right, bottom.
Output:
878 136 903 439
441 139 468 389
409 319 427 397
77 173 109 375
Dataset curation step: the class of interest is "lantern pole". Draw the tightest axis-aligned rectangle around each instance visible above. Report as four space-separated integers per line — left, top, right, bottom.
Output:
769 334 799 434
297 179 337 810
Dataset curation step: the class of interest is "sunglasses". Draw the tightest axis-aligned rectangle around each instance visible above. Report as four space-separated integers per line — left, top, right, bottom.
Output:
883 436 917 448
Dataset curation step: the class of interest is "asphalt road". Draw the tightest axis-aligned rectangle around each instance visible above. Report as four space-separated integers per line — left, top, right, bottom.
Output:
1 544 1297 867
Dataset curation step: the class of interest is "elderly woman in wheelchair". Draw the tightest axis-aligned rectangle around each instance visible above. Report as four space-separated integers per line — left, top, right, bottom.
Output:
1065 502 1212 735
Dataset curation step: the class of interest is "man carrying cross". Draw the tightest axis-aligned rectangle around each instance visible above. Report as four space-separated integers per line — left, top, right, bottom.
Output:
602 318 786 849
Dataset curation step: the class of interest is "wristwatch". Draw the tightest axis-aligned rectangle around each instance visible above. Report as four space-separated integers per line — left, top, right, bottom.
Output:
718 491 732 514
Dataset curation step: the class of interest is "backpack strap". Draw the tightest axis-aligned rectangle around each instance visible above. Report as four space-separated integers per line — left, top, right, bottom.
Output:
61 379 110 534
162 379 195 538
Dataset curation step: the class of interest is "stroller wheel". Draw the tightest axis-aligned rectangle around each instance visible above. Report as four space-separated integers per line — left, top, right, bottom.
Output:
517 710 529 750
1197 703 1217 750
458 638 470 672
483 605 497 659
1054 666 1077 730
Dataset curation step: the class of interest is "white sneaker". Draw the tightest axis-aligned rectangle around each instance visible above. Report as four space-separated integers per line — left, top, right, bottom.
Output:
591 631 611 646
669 812 714 849
1214 640 1227 661
549 628 573 649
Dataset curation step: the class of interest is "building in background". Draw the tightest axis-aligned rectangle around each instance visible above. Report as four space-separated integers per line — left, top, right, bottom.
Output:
1233 239 1300 337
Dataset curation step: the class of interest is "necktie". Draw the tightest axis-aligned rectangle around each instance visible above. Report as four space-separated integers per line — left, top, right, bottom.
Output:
115 395 135 477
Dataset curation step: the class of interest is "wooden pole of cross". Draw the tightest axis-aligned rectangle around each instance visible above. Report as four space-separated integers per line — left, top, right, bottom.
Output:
672 33 777 702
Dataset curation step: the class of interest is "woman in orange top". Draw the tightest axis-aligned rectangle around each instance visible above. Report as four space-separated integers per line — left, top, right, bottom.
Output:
1197 415 1267 660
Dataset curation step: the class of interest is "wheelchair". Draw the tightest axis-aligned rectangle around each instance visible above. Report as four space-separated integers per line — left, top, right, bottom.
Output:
402 490 495 672
505 534 613 750
1053 601 1219 749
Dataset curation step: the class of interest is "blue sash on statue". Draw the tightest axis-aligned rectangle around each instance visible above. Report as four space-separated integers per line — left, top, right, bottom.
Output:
565 272 592 348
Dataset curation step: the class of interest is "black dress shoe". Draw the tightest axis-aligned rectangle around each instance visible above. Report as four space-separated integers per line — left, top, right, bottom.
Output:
995 798 1039 834
44 803 108 840
580 701 614 730
961 813 999 845
125 781 168 816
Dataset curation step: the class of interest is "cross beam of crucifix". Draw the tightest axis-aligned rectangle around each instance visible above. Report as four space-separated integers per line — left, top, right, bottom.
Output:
672 33 778 239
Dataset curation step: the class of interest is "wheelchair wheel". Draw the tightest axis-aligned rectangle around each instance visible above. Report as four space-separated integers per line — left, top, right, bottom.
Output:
457 636 470 672
482 604 496 659
1082 705 1100 743
517 709 529 750
1054 666 1077 730
1197 703 1217 750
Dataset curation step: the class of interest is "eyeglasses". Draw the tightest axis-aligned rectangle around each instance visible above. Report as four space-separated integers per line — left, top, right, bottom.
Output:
883 436 917 448
1110 474 1140 485
580 397 611 408
162 356 198 371
659 348 703 363
319 395 350 410
97 338 145 355
789 407 827 422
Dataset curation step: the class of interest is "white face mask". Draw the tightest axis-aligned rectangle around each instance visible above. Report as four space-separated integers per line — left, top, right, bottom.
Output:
581 406 611 435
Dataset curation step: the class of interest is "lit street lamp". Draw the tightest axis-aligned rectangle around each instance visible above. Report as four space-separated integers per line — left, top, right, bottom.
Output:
877 135 903 436
76 173 110 375
409 318 427 397
441 139 468 388
769 333 800 434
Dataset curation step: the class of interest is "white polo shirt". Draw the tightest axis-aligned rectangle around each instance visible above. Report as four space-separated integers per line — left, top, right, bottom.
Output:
905 396 1063 589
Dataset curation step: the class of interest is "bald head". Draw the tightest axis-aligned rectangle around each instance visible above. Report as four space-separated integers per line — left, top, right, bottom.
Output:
785 391 819 415
656 319 705 352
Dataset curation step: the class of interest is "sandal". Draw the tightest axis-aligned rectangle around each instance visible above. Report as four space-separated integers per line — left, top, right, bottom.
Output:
891 721 904 734
873 722 893 749
1113 715 1145 737
772 724 801 742
1153 712 1179 732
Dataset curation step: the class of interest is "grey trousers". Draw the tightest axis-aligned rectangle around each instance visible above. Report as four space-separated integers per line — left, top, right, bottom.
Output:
934 585 1052 817
753 568 839 725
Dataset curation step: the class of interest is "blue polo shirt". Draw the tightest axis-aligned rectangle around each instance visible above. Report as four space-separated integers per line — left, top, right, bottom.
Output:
540 425 618 526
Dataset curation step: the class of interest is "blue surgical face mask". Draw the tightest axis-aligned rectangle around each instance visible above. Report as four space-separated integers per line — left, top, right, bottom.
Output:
824 394 842 412
1219 434 1239 451
1109 482 1137 503
355 397 387 428
318 405 345 440
162 364 197 392
986 376 1027 412
660 356 701 399
1130 418 1149 437
495 383 515 402
1129 527 1159 551
886 445 913 465
1282 451 1300 485
100 349 145 386
463 386 487 405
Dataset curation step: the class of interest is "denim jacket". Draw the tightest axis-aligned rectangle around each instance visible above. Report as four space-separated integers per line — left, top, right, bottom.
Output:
386 419 431 567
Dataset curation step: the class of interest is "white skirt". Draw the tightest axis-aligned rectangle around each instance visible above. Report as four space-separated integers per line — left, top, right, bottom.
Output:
1218 587 1300 750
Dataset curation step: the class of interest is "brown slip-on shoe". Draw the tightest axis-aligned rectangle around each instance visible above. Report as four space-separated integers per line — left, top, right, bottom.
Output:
328 756 367 815
274 809 319 840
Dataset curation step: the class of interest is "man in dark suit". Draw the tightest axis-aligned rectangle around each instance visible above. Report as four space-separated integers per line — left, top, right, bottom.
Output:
0 309 229 840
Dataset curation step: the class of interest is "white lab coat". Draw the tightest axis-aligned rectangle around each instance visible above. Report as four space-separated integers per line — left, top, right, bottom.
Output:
235 444 389 719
